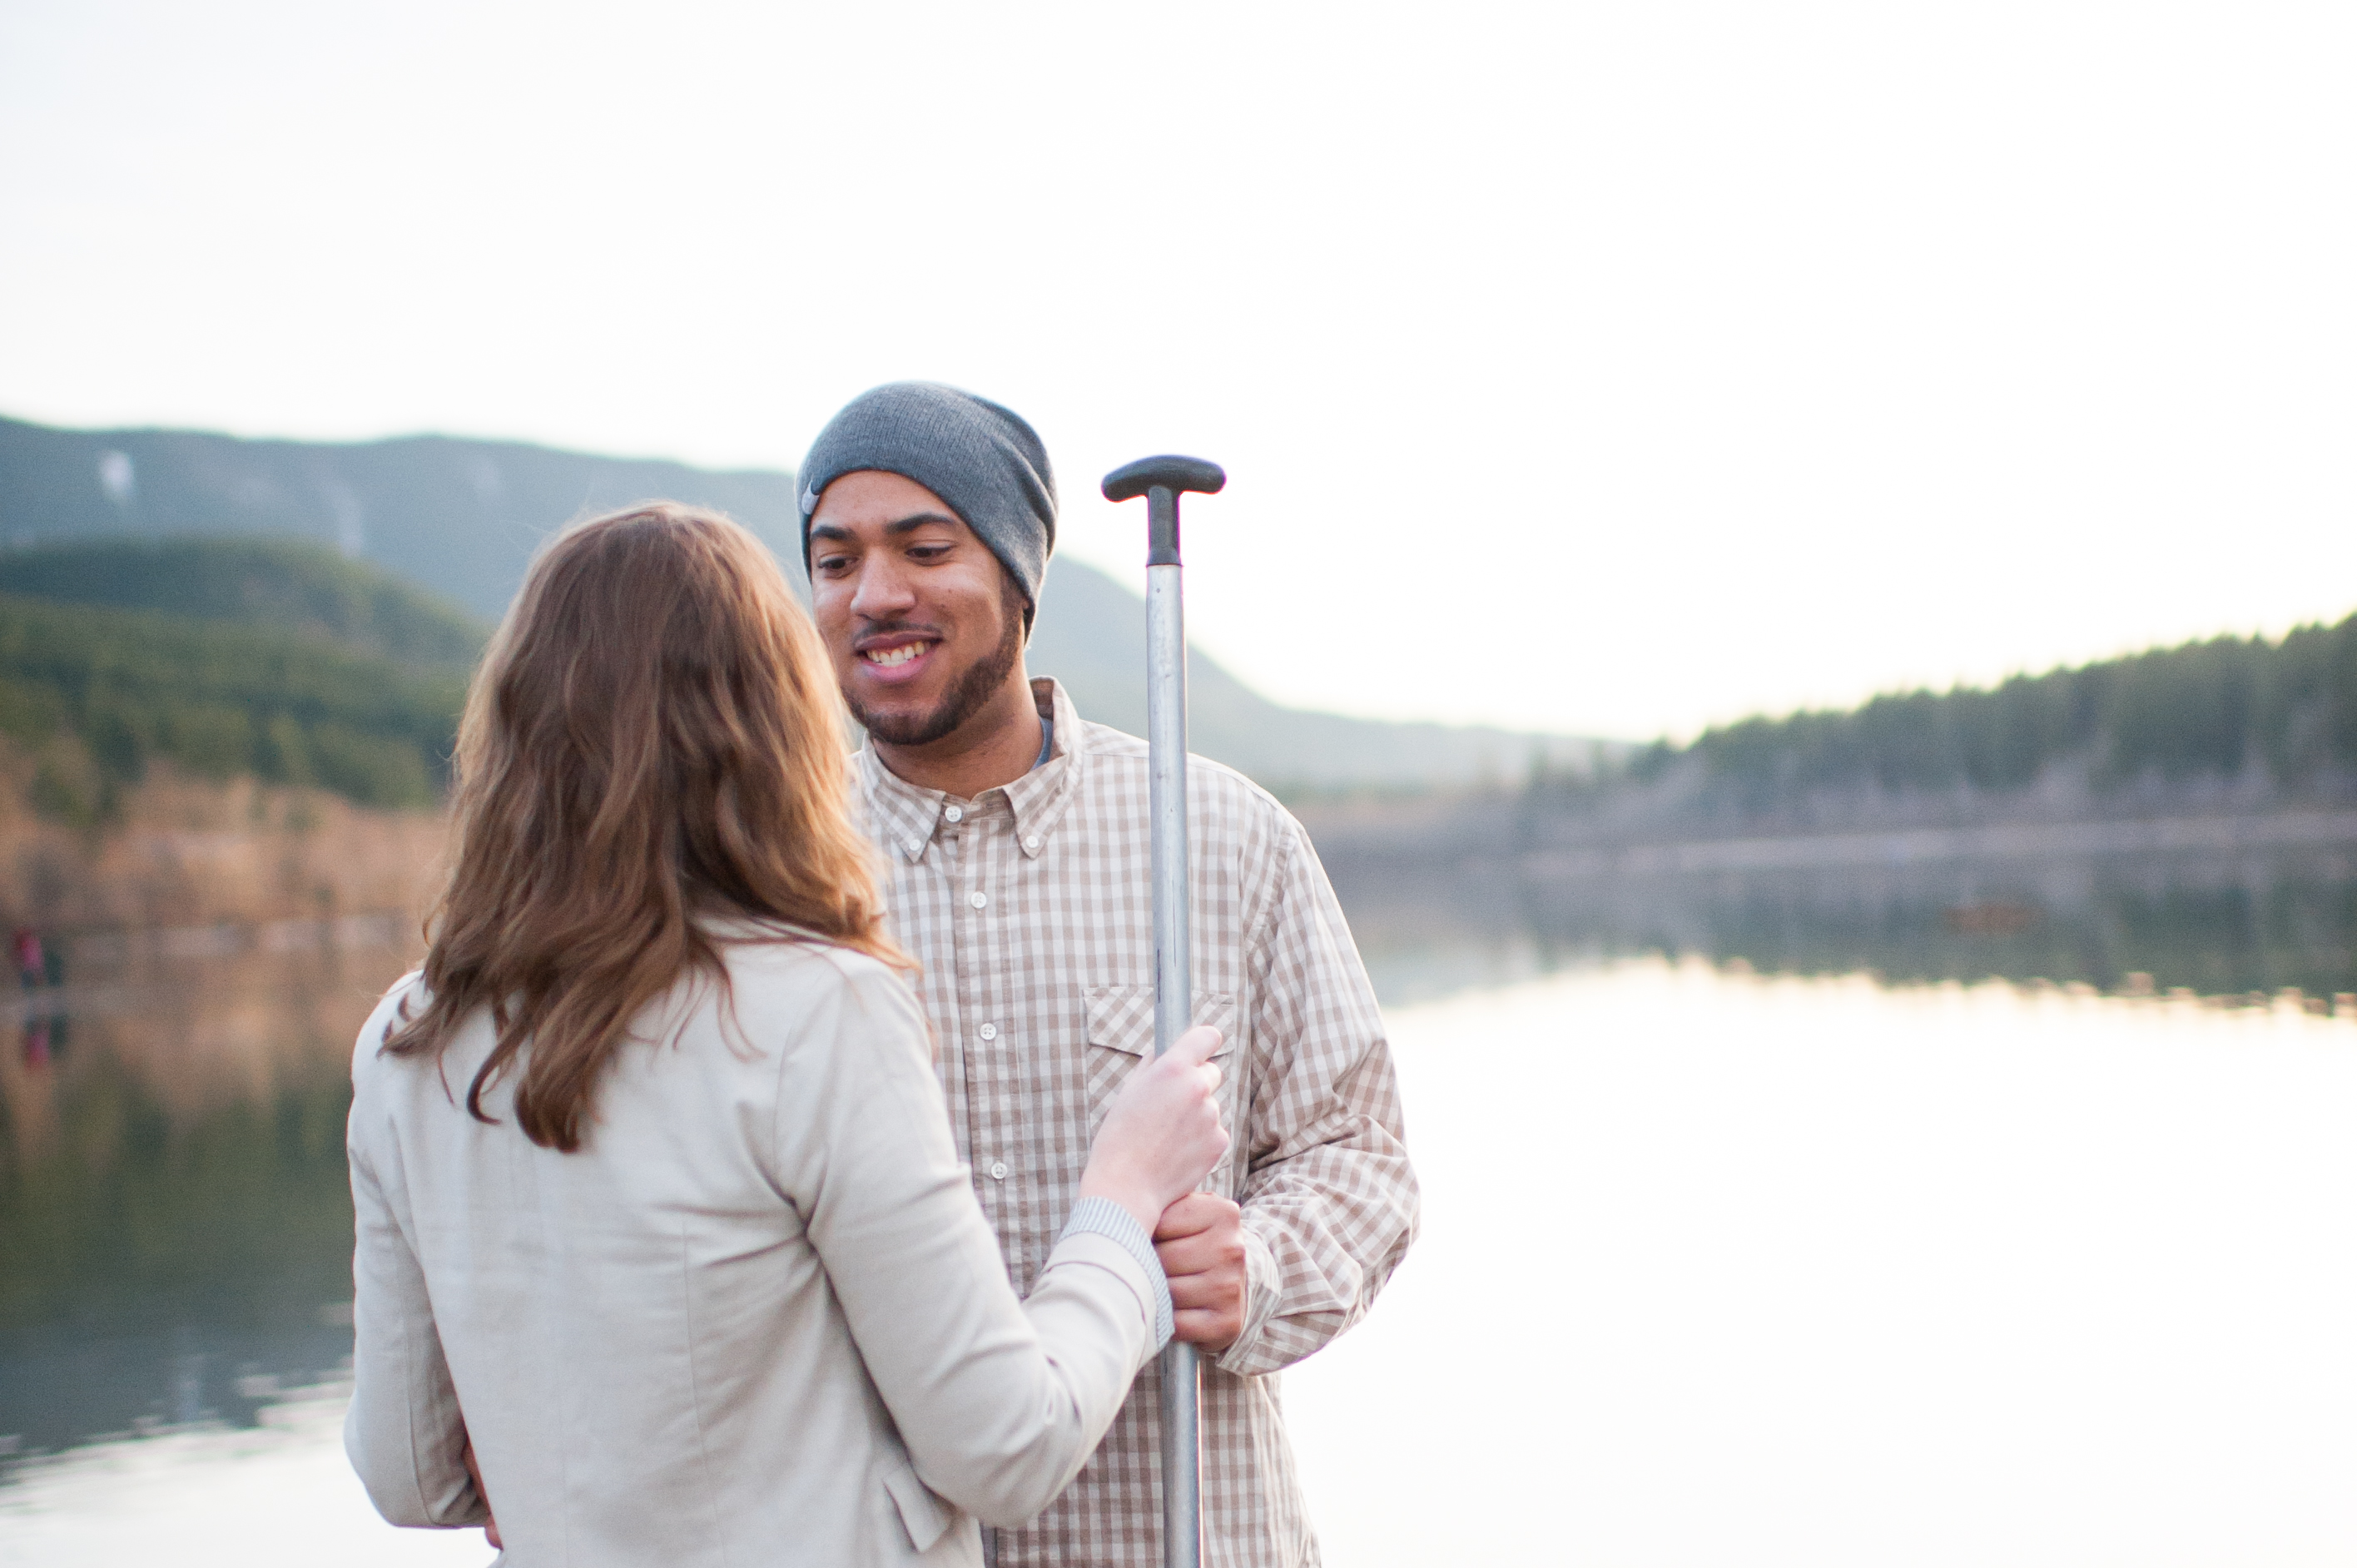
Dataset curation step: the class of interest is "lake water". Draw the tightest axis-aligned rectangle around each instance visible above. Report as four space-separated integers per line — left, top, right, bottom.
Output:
1285 965 2357 1567
4 867 2355 1566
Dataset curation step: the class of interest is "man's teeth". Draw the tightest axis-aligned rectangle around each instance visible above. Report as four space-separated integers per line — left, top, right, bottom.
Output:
866 643 930 667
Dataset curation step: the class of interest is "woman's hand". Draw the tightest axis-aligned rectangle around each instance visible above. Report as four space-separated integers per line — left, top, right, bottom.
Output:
1078 1025 1230 1233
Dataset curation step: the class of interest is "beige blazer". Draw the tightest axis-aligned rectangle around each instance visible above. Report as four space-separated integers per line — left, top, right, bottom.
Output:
344 930 1165 1566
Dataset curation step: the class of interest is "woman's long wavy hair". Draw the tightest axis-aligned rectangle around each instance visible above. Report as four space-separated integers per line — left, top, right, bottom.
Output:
385 503 906 1152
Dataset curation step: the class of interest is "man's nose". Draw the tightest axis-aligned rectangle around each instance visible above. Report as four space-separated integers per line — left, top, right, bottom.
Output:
848 556 919 620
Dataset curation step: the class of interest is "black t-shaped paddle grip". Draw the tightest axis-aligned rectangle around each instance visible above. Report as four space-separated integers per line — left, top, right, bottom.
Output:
1102 455 1226 566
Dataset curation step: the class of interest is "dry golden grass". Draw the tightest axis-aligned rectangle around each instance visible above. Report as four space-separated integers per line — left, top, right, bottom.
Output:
0 738 449 937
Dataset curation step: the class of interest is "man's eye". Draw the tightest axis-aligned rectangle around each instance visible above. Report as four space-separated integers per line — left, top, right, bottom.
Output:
815 555 851 574
909 544 951 562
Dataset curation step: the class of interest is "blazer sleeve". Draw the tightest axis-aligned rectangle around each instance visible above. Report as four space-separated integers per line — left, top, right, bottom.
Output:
777 961 1162 1528
342 993 489 1531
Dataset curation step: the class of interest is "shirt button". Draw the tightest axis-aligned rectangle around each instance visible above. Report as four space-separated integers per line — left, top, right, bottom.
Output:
903 836 922 855
1023 835 1040 851
989 1160 1009 1181
968 891 988 910
978 1023 998 1041
944 805 964 823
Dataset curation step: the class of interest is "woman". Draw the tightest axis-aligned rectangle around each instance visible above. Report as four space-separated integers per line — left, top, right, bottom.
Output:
345 504 1228 1565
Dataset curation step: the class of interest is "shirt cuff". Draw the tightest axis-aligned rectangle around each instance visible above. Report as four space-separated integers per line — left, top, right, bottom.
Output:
1213 1223 1284 1376
1058 1197 1174 1349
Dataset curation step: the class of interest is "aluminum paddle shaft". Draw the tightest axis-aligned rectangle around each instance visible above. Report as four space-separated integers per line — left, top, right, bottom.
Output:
1101 454 1227 1568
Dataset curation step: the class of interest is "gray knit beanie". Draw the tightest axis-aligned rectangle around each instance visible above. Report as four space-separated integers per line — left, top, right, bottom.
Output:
797 383 1057 622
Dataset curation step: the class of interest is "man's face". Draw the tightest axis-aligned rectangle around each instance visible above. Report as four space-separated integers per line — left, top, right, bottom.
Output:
807 470 1025 748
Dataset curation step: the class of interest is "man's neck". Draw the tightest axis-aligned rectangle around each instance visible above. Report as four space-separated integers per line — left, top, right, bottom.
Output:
871 668 1046 800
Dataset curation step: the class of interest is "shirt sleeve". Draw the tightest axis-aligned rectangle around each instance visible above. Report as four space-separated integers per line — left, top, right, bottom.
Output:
1218 815 1422 1378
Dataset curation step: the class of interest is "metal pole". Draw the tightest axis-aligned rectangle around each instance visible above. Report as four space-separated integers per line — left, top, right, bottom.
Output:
1144 486 1201 1568
1099 454 1225 1568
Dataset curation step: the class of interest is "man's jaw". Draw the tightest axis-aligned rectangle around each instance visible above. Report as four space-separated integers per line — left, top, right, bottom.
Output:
845 623 965 747
843 608 1025 755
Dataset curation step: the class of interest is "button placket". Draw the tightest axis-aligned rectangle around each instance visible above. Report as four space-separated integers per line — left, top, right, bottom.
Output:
957 813 1012 1238
939 825 990 1213
973 803 1030 1278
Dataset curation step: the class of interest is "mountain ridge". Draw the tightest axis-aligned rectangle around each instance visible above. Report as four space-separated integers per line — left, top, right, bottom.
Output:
0 414 1570 791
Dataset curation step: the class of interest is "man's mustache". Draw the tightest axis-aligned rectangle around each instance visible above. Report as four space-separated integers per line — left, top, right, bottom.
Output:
855 619 946 642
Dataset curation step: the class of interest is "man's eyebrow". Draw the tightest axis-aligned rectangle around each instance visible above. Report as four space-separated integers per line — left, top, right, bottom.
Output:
807 512 963 546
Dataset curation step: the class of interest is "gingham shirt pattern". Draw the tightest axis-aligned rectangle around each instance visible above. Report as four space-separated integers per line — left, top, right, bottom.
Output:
856 679 1419 1568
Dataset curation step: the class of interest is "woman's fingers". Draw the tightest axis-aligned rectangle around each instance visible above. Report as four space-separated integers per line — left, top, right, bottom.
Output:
1079 1022 1233 1223
1165 1026 1223 1104
1141 1049 1228 1175
1172 1025 1222 1064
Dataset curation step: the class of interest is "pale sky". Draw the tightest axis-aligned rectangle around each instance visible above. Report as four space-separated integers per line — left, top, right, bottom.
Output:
2 1 2351 741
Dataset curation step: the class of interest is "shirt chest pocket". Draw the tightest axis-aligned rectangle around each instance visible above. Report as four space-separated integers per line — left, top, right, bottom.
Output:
1081 983 1238 1139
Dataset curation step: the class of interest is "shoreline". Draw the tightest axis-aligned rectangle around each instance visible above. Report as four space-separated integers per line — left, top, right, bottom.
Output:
1506 806 2357 879
0 756 444 960
1297 794 2357 873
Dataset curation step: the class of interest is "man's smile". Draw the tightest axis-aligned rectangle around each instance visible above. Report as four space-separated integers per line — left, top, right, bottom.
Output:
853 630 942 682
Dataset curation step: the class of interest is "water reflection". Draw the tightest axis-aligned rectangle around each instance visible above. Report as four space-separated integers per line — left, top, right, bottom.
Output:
4 842 2353 1472
1284 961 2357 1567
1334 842 2357 1008
0 933 416 1463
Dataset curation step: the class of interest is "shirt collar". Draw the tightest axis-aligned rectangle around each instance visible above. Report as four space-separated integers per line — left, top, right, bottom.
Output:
1000 677 1086 856
856 677 1088 866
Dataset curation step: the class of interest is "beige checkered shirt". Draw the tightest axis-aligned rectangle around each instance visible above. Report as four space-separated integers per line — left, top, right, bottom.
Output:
854 678 1419 1568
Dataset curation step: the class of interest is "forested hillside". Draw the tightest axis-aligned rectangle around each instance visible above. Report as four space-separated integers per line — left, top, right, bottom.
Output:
1529 614 2357 836
0 538 486 669
0 542 474 822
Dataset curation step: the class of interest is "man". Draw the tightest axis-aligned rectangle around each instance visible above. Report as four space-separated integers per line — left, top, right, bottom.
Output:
801 383 1417 1568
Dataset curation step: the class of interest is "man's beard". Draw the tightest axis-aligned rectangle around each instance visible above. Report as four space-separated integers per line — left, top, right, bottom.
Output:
846 588 1026 749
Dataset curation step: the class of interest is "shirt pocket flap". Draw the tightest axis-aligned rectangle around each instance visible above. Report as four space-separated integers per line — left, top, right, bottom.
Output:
882 1461 955 1554
1083 984 1236 1059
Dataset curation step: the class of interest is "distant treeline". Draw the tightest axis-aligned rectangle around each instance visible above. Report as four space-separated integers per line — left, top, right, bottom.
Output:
0 540 482 823
1598 613 2357 812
